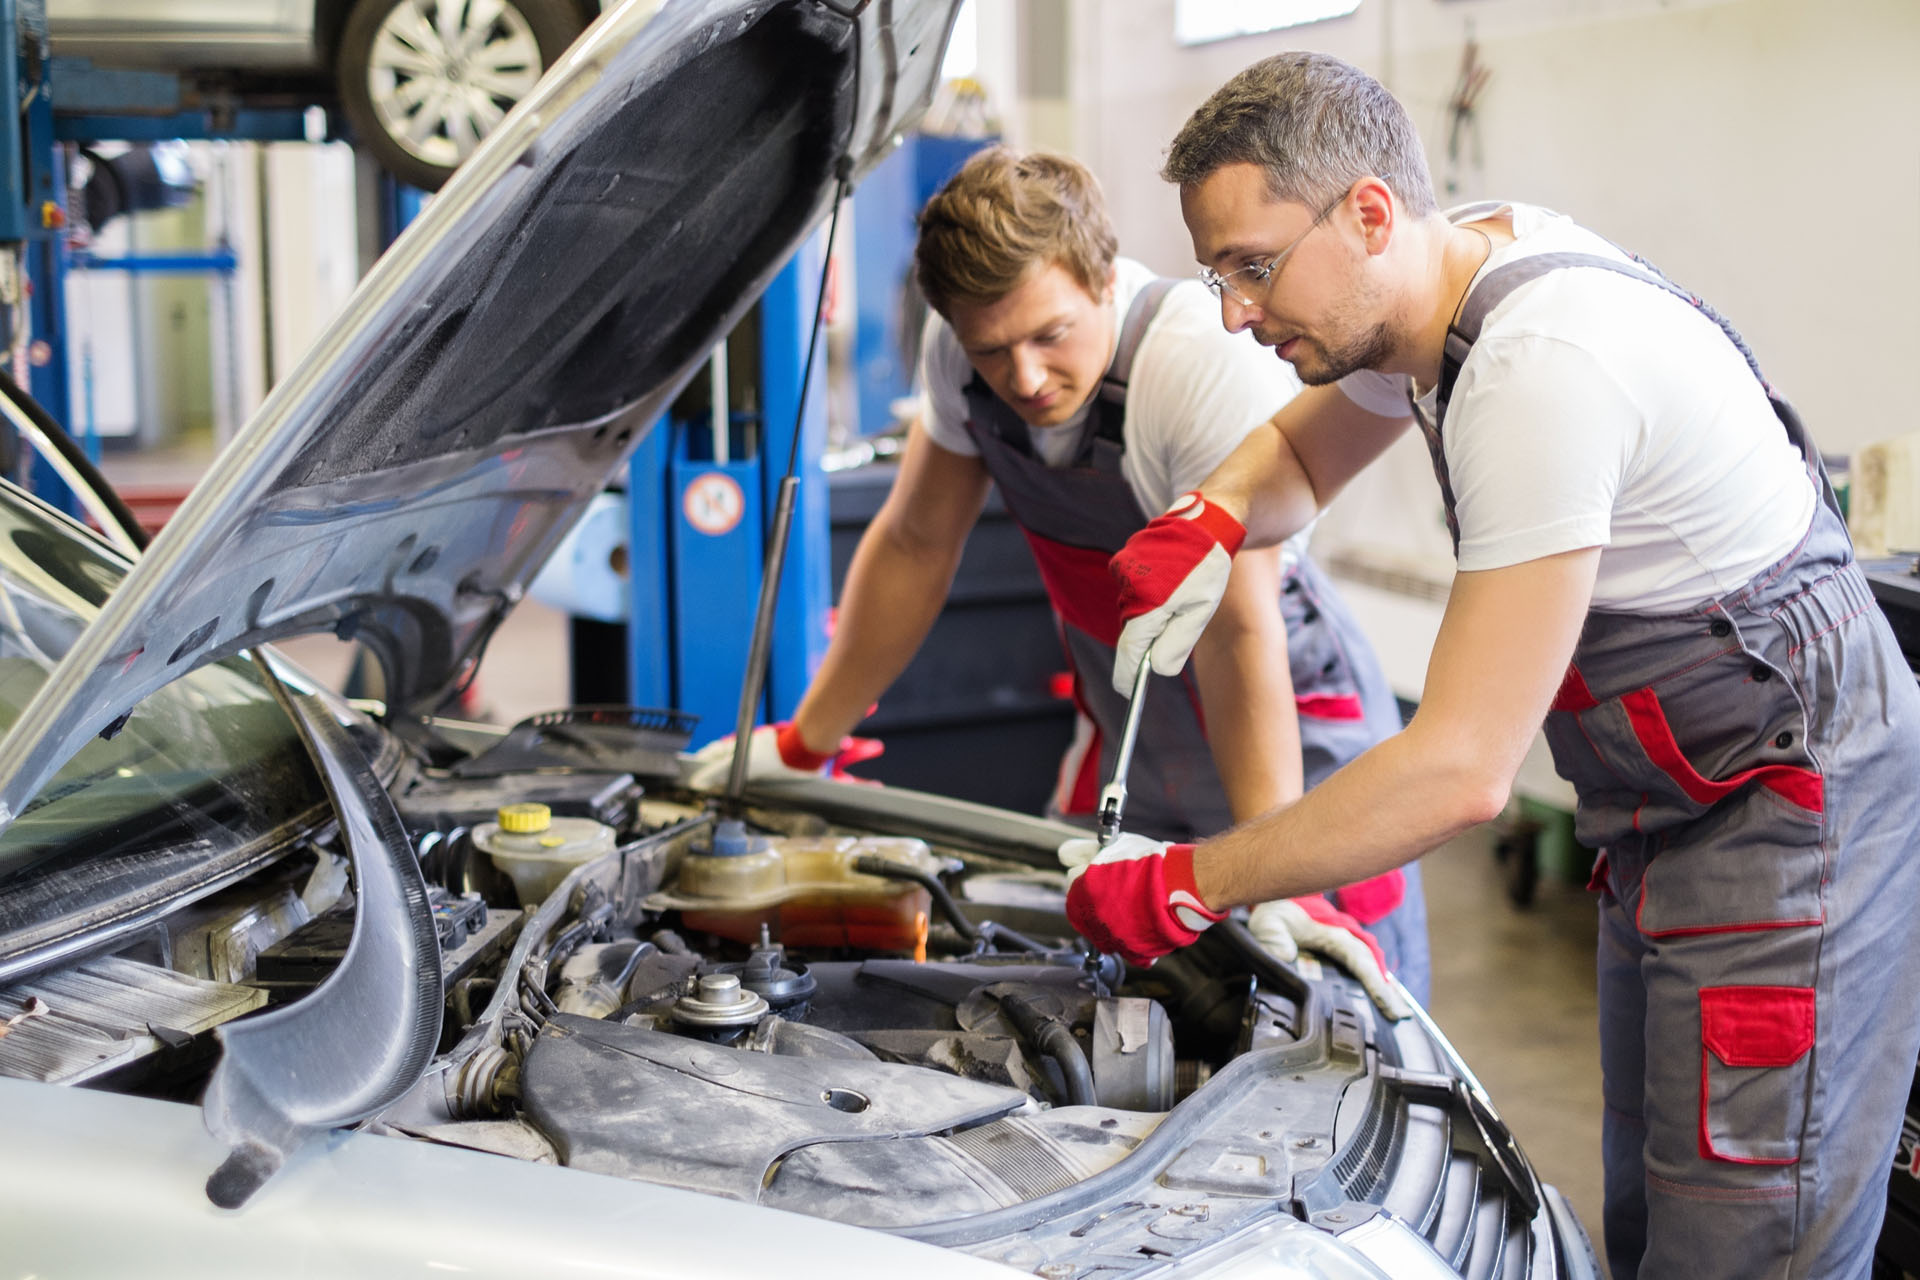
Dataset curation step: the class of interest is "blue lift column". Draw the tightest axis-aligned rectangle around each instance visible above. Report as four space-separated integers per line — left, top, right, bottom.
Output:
627 225 832 746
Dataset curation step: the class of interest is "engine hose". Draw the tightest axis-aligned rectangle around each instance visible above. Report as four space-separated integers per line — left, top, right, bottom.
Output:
850 855 979 943
995 990 1095 1108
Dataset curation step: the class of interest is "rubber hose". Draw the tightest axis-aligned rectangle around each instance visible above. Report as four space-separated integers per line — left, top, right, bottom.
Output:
851 854 979 943
0 369 150 551
996 990 1096 1108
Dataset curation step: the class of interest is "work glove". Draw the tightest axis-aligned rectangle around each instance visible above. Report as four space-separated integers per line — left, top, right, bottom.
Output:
1058 833 1227 965
685 723 882 791
1109 491 1245 694
1248 897 1411 1020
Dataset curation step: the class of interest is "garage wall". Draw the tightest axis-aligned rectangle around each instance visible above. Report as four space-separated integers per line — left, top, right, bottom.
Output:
965 0 1918 686
1051 0 1919 465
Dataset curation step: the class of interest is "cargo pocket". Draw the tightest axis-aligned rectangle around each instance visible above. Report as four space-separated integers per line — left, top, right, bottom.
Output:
1698 985 1815 1165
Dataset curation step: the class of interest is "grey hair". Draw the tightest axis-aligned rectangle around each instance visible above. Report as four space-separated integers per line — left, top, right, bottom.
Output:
1161 53 1437 217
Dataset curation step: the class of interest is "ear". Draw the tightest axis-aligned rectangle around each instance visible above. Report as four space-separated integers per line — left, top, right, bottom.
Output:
1350 176 1396 257
1105 262 1119 301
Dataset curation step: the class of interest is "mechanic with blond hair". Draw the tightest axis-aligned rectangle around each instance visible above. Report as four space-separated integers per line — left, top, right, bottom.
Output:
1064 51 1920 1279
696 145 1429 1006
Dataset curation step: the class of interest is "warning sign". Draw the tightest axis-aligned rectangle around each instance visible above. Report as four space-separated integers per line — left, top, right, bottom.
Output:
682 472 746 537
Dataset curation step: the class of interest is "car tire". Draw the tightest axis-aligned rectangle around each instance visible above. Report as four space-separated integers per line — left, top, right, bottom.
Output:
336 0 587 191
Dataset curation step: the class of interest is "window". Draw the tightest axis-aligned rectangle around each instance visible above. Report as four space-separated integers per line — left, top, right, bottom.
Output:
1174 0 1362 46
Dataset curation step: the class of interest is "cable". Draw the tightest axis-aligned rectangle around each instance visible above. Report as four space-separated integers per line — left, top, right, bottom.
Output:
721 173 852 807
0 368 149 552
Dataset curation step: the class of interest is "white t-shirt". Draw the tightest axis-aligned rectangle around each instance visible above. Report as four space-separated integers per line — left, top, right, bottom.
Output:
921 257 1314 567
1337 204 1815 613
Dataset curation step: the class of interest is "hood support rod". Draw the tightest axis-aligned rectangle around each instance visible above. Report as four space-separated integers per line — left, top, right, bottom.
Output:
722 169 852 810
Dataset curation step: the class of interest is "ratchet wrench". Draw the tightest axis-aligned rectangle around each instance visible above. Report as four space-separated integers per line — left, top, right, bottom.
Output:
1095 641 1155 846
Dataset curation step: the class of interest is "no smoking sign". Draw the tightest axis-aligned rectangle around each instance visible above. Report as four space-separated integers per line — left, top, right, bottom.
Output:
682 471 746 537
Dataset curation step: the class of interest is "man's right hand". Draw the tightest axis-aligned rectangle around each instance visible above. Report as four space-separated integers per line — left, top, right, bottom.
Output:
1109 491 1245 693
685 723 880 791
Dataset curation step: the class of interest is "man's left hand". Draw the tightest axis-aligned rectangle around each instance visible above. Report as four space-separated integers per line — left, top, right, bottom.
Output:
1058 833 1227 964
1248 897 1411 1020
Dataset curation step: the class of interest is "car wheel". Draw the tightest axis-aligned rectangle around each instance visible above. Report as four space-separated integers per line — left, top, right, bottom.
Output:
336 0 587 191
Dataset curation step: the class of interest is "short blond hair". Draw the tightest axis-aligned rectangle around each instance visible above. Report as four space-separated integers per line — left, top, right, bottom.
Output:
914 146 1118 318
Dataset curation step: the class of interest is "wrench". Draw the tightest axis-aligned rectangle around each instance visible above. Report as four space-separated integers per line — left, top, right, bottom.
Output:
1096 641 1155 846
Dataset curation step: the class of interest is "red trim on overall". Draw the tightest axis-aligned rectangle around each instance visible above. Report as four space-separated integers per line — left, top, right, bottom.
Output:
1021 530 1123 646
1586 850 1611 895
1333 870 1406 925
1065 722 1104 815
1617 687 1824 813
1698 985 1815 1165
1295 692 1366 722
1551 663 1601 713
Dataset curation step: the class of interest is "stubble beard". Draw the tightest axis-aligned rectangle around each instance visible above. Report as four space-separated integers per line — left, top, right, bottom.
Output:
1287 321 1397 385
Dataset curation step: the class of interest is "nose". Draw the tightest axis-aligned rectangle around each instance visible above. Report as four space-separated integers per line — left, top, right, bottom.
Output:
1008 346 1047 398
1220 292 1260 334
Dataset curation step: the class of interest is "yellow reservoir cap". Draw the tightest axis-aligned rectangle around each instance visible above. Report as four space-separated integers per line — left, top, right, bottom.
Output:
497 802 553 834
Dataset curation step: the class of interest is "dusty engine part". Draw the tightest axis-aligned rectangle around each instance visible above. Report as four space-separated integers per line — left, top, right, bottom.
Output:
1089 997 1175 1111
714 932 816 1015
670 973 770 1036
553 942 657 1019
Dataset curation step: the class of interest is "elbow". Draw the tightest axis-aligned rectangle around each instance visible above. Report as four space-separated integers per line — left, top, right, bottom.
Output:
1452 773 1511 830
1402 719 1516 832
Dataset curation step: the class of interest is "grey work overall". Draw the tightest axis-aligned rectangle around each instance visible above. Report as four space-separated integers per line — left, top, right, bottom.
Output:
1417 239 1920 1278
958 279 1430 1001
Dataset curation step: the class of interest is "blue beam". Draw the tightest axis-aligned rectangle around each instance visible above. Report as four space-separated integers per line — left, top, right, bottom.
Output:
71 250 239 274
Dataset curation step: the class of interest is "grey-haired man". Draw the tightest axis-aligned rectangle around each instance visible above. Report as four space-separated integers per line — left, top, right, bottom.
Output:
1063 50 1920 1280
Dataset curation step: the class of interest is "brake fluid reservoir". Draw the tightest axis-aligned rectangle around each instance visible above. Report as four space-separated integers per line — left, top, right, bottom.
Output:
474 802 616 906
648 823 935 952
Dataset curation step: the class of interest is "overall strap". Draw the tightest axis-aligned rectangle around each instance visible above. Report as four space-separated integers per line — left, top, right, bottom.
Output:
1087 277 1179 452
1434 251 1840 524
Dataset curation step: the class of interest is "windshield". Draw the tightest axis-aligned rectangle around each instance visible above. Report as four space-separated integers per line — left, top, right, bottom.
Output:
0 487 330 966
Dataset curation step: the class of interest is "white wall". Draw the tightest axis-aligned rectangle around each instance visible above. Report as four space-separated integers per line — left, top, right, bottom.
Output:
1045 0 1918 462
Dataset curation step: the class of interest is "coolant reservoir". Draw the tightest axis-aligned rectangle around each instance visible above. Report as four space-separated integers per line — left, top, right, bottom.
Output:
647 822 936 952
474 802 616 906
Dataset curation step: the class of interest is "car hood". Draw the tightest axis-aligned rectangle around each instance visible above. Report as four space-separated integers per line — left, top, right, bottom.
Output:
0 0 959 830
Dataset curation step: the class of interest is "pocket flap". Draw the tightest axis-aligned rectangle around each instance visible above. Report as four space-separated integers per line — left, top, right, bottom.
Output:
1700 985 1815 1067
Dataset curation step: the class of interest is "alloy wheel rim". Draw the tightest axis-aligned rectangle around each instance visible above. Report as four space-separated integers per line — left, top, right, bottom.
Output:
367 0 542 169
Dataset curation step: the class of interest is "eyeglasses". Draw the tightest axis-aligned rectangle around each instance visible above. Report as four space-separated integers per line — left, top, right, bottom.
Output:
1198 187 1350 307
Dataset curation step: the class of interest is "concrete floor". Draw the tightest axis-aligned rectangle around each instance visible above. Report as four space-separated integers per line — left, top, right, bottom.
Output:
1421 832 1607 1270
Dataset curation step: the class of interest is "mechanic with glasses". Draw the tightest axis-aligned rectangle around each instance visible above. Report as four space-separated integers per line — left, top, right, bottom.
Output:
1064 52 1920 1280
692 145 1428 1012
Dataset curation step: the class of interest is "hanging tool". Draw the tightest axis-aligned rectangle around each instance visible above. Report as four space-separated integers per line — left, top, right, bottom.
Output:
1096 641 1155 846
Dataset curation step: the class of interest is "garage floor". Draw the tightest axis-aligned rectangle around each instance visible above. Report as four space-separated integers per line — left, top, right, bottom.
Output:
277 596 1611 1271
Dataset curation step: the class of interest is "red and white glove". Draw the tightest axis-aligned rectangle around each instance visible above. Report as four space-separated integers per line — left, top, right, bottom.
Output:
1108 491 1245 694
1247 897 1411 1020
1058 833 1227 965
685 723 883 791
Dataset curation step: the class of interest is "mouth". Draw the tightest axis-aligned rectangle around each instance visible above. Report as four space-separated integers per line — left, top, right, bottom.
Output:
1018 390 1061 413
1275 337 1302 361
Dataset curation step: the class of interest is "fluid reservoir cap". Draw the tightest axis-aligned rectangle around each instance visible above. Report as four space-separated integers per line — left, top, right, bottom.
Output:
710 818 754 857
497 802 552 834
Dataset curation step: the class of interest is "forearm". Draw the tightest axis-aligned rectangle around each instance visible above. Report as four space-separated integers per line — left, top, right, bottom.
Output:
1188 549 1603 907
1188 553 1302 823
1198 421 1321 550
790 526 960 752
1189 717 1505 908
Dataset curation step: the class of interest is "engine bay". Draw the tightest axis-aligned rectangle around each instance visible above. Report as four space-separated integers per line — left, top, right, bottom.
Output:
0 713 1562 1278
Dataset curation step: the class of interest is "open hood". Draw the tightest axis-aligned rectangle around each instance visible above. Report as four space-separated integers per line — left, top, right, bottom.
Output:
0 0 960 830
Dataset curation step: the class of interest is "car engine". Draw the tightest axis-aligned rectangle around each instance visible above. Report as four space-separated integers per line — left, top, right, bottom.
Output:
0 711 1587 1280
